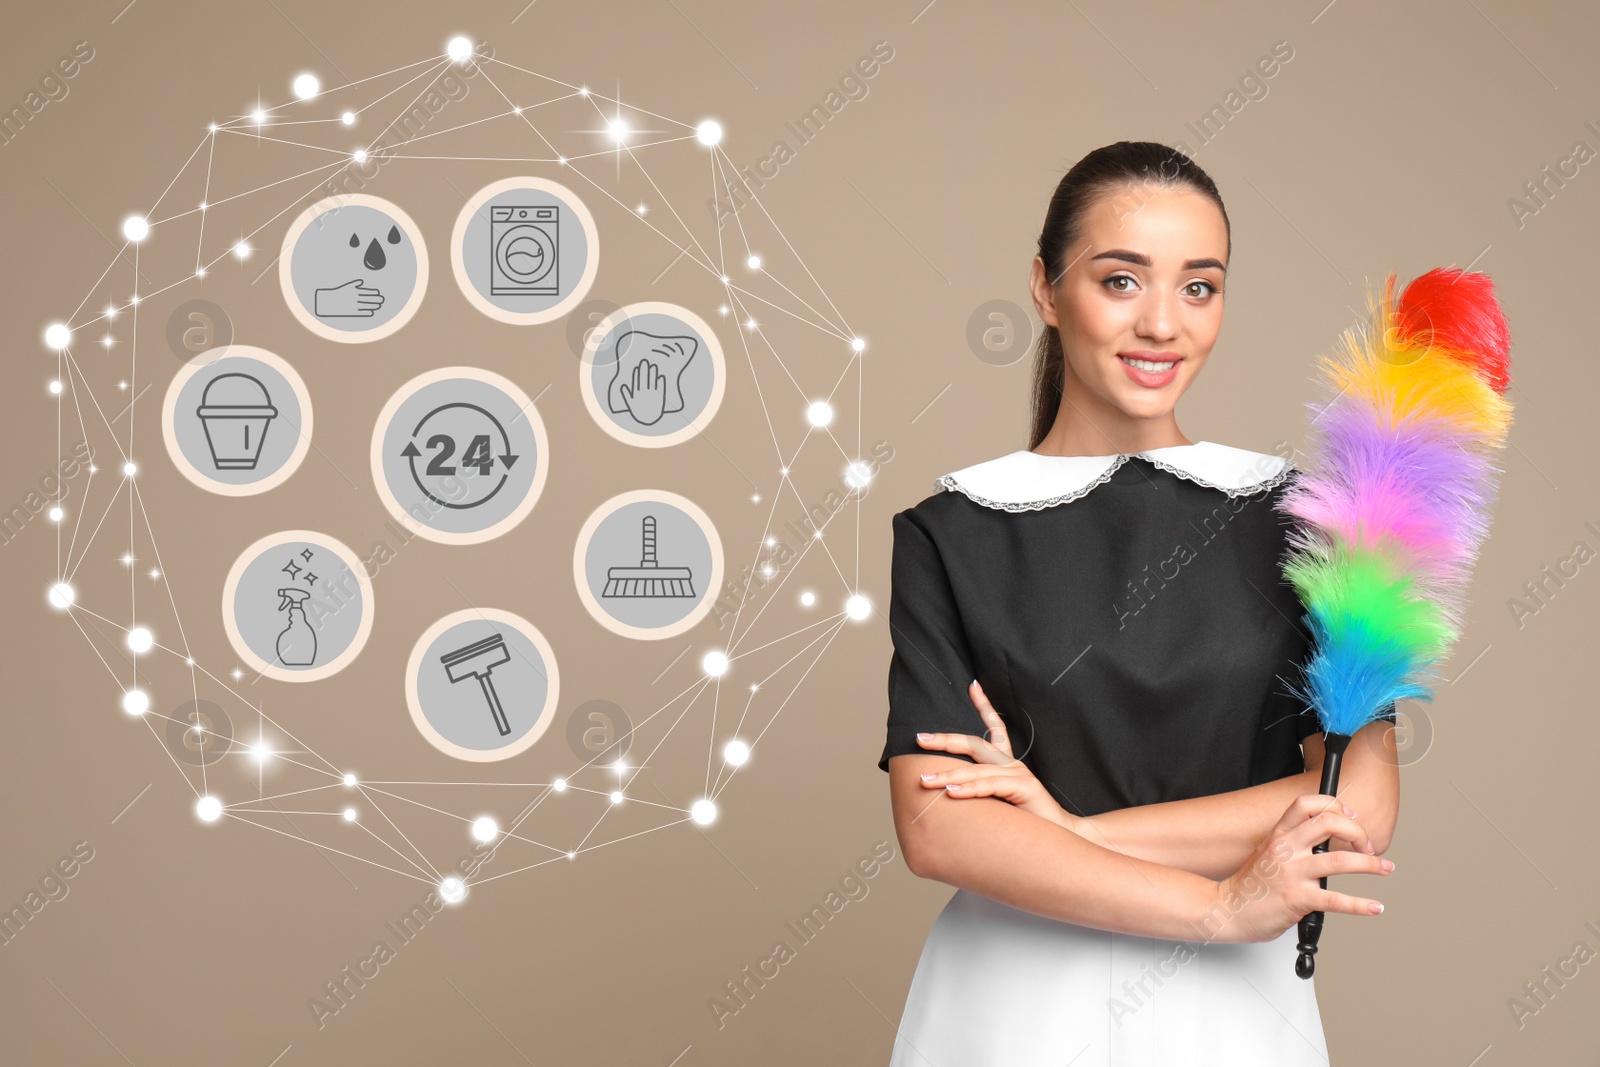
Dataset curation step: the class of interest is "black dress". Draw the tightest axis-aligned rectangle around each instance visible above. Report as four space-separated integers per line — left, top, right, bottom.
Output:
879 440 1392 1066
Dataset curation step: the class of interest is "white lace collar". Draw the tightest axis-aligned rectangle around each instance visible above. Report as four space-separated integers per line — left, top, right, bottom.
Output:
936 440 1295 512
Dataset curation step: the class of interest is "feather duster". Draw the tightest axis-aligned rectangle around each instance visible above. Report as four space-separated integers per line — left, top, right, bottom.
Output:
1275 267 1513 978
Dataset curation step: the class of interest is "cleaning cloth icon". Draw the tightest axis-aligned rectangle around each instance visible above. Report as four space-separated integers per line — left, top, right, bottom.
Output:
275 587 316 666
605 331 698 426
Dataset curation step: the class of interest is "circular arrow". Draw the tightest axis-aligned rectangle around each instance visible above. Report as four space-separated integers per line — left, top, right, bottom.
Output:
403 401 518 510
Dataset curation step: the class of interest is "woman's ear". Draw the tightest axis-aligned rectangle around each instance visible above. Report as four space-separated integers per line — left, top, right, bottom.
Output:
1029 255 1060 329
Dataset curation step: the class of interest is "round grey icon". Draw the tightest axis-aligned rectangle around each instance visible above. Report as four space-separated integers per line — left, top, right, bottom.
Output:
223 533 373 681
966 299 1034 366
565 698 634 765
165 299 233 362
579 500 714 632
371 369 549 544
451 177 600 325
165 349 310 493
582 306 725 445
166 699 234 766
282 196 426 341
406 610 559 761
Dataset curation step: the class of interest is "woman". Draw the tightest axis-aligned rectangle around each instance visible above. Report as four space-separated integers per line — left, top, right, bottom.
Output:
879 141 1401 1065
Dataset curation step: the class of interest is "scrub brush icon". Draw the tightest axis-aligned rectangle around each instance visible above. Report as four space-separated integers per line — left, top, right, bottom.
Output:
601 515 696 598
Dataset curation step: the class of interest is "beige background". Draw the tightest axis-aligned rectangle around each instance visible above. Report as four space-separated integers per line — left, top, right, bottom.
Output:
3 0 1596 1063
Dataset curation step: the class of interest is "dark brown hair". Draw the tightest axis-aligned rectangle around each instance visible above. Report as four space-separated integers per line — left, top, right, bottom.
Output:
1028 141 1230 450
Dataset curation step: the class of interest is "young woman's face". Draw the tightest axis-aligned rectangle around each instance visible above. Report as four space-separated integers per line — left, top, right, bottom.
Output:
1030 184 1229 425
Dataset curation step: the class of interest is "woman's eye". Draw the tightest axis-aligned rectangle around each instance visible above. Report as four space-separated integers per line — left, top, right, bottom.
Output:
1185 280 1221 298
1103 275 1135 292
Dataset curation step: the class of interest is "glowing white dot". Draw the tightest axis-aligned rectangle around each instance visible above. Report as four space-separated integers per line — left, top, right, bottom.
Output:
340 110 355 126
208 123 218 132
343 773 357 786
566 850 576 859
852 337 866 352
745 318 758 330
127 627 153 653
292 73 320 100
121 689 149 715
579 87 590 97
609 790 624 804
249 742 273 765
123 461 137 477
104 305 117 321
635 203 647 215
446 36 473 62
513 105 523 115
471 816 499 842
845 461 874 489
128 294 140 306
608 117 629 143
194 268 206 278
702 650 730 677
233 241 251 260
723 739 750 766
343 807 357 822
44 324 72 350
697 119 723 145
195 795 222 822
611 758 628 775
199 201 207 211
800 590 815 607
250 108 266 125
746 254 761 270
48 583 75 609
122 215 149 243
846 594 872 620
48 380 63 395
553 778 568 791
807 400 833 427
48 506 63 522
691 799 717 825
352 149 368 164
439 876 467 903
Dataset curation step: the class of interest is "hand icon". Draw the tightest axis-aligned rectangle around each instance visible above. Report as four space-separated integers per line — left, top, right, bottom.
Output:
314 278 385 318
619 357 668 425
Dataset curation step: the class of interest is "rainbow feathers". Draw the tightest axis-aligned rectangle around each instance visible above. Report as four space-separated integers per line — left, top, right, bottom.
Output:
1275 268 1514 738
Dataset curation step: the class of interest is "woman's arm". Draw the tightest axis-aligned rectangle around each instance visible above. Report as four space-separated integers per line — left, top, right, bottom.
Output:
890 751 1234 941
1013 719 1396 881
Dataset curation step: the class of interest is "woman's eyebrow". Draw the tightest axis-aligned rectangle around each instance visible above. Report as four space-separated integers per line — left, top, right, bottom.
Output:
1089 248 1227 272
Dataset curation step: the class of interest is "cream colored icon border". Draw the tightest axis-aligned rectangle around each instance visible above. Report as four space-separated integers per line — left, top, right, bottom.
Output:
450 176 600 325
405 608 560 762
161 345 313 496
278 193 429 343
573 489 724 640
221 530 375 683
579 302 726 448
368 366 550 545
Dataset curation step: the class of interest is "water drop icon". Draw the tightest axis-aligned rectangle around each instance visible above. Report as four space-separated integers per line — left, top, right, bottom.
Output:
349 234 360 248
363 238 386 271
387 225 402 245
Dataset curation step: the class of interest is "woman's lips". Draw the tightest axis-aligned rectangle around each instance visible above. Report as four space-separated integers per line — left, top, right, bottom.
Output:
1118 352 1181 387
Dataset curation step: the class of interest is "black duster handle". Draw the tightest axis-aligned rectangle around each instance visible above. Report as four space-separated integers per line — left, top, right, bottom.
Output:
1296 730 1352 979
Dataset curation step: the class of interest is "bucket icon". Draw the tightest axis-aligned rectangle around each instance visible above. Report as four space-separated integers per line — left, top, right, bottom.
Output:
197 373 278 470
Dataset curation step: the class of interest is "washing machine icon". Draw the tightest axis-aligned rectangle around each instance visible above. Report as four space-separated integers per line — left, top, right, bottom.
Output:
489 205 560 296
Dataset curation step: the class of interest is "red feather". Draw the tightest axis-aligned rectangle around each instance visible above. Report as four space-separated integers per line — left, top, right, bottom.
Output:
1393 267 1512 394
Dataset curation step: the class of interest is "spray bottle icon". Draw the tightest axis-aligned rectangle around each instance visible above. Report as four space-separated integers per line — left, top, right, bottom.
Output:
275 588 317 667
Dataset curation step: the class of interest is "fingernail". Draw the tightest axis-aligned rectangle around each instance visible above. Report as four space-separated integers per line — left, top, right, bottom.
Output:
920 773 937 782
945 783 960 791
1381 858 1395 871
916 732 930 741
970 678 979 688
1370 901 1384 914
1342 803 1354 816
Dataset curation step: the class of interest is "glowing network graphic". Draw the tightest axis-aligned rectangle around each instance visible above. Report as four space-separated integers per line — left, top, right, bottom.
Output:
42 37 879 905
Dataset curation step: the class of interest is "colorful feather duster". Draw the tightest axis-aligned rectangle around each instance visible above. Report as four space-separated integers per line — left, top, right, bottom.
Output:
1274 266 1513 978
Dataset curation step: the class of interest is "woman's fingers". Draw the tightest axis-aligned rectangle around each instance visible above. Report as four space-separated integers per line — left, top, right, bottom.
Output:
915 729 1009 766
967 679 1012 758
1292 808 1378 856
1314 886 1387 917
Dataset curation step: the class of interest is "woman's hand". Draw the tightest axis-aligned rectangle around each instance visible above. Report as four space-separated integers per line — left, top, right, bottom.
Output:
1208 792 1394 944
914 680 1081 833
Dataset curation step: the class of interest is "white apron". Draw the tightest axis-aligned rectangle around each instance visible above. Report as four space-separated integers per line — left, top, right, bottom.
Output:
888 888 1331 1066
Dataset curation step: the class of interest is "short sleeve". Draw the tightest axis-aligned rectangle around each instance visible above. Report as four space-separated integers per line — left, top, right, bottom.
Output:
878 509 989 772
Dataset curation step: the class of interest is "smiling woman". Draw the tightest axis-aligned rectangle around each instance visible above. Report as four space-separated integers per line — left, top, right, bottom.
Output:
878 141 1397 1066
